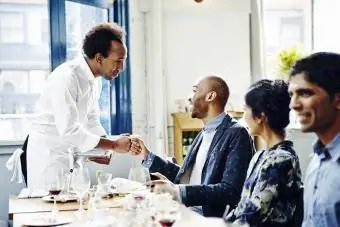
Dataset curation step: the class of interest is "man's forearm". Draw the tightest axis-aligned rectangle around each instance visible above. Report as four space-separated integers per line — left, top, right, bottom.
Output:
182 183 239 208
144 155 180 183
95 137 114 150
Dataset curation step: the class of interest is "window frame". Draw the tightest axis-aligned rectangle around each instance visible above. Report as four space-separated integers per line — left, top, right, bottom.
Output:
0 11 25 44
0 0 132 144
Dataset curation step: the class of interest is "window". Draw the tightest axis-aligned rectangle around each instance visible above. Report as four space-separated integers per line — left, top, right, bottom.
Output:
262 0 312 128
0 1 50 141
65 1 108 61
263 0 312 79
0 12 24 43
313 0 340 52
0 0 131 142
27 12 49 45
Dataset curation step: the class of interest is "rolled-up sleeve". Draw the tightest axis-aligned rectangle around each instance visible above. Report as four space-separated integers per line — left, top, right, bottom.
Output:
51 73 100 152
142 152 180 183
142 151 156 168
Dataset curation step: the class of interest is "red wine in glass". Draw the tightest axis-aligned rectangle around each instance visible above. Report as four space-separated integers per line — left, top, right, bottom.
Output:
159 219 176 227
49 189 62 196
133 195 145 201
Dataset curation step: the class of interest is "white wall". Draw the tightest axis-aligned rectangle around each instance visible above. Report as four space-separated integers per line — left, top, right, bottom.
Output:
163 11 251 120
313 0 340 52
129 0 148 140
287 130 316 179
130 0 252 155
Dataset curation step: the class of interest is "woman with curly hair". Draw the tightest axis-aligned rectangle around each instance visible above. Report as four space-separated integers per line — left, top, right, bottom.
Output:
225 79 303 227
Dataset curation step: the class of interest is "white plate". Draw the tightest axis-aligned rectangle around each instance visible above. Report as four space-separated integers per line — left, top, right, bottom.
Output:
42 194 78 203
110 178 145 194
21 216 73 226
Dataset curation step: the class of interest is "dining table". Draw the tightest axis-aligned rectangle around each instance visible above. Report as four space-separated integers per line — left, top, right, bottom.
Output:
8 193 227 227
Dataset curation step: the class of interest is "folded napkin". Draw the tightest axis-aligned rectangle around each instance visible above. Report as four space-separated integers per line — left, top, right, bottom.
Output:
6 148 24 184
17 188 48 199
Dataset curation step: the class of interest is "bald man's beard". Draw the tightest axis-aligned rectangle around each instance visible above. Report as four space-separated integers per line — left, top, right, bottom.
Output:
190 103 208 119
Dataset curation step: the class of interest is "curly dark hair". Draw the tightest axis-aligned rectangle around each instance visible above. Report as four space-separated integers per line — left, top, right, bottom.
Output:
245 79 290 135
82 22 125 59
290 52 340 99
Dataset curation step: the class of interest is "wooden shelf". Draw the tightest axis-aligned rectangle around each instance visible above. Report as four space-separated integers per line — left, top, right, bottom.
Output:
227 110 244 119
172 113 203 164
171 111 244 164
172 113 203 131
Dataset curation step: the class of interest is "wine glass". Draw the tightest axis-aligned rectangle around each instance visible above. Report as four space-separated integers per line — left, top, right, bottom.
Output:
97 172 112 197
153 196 181 227
72 167 91 218
128 166 151 184
45 166 65 222
128 166 150 211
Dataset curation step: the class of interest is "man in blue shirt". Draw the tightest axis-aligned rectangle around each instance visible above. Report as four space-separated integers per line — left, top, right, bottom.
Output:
288 52 340 227
130 76 254 217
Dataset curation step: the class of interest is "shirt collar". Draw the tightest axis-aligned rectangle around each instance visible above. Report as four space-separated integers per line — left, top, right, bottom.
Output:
78 55 96 83
313 133 340 161
203 112 226 132
268 140 294 152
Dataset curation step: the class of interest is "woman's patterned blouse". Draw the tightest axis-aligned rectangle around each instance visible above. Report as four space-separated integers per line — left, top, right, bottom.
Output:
225 140 303 226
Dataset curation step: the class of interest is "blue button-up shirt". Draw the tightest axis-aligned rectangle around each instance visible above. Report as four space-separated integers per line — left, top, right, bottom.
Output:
302 133 340 227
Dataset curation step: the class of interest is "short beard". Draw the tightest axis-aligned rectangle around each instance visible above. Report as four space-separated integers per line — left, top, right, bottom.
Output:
191 111 199 119
191 108 207 119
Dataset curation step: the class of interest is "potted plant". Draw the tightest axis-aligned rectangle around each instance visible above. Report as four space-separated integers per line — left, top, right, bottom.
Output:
277 46 304 80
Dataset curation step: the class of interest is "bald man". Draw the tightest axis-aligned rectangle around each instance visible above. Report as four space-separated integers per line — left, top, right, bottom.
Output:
131 76 255 217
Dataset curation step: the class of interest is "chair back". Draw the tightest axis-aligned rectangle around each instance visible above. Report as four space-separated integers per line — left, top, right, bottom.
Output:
290 187 304 227
20 135 29 185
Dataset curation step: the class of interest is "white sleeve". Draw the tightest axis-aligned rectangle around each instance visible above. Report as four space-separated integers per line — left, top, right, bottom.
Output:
86 78 107 136
50 73 100 152
87 103 107 136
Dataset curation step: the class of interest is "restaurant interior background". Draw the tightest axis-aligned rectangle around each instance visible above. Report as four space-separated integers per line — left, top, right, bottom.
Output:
1 0 339 223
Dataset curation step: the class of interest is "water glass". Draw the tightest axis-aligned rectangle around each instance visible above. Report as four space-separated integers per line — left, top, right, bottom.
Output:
97 172 112 196
72 167 91 218
45 165 65 222
152 193 181 227
128 167 151 184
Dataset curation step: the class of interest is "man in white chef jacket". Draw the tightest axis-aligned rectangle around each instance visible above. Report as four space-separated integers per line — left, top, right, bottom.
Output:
26 22 131 189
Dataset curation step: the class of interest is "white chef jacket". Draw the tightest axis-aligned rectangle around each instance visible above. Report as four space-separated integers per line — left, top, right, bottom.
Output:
27 56 106 189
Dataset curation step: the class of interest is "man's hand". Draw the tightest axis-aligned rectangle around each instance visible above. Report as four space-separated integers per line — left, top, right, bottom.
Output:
130 137 149 158
112 136 131 153
146 178 181 202
150 172 168 180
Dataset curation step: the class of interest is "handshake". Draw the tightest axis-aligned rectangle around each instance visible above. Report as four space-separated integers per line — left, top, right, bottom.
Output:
90 134 149 165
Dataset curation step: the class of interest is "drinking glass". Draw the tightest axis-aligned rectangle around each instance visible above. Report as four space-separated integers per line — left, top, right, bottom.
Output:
97 172 112 196
72 167 91 218
45 165 65 222
155 201 180 227
152 193 181 227
127 166 150 211
128 166 151 184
